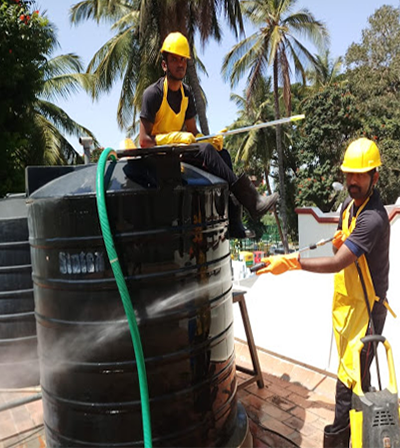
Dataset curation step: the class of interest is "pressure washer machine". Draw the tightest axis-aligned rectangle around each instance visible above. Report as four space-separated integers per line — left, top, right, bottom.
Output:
350 335 400 448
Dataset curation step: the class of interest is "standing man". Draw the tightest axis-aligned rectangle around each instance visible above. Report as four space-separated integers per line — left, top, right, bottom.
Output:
139 31 279 237
257 138 390 447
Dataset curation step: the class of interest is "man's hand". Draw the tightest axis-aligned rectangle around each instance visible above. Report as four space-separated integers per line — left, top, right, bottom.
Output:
211 128 227 151
332 230 346 250
257 252 301 276
155 131 196 146
196 128 227 151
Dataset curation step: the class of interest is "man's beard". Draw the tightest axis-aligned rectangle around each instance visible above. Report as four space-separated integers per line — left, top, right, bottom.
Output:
166 68 185 81
348 185 362 199
348 185 372 201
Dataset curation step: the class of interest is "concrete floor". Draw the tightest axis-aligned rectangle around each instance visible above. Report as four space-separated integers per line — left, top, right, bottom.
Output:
0 339 336 448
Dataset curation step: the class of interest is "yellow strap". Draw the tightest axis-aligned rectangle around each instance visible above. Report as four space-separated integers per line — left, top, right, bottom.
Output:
382 299 397 318
152 77 188 135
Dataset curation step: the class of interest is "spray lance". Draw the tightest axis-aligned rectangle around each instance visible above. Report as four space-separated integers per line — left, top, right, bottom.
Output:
195 114 305 142
250 236 335 273
114 115 305 157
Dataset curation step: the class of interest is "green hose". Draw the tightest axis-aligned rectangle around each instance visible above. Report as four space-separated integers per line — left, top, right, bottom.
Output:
95 147 152 448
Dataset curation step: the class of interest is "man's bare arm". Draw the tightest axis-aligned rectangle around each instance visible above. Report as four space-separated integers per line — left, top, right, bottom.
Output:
185 117 199 136
300 244 357 273
139 118 156 148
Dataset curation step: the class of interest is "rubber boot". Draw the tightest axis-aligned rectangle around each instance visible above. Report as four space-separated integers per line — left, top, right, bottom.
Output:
323 424 350 448
230 173 279 220
228 194 255 239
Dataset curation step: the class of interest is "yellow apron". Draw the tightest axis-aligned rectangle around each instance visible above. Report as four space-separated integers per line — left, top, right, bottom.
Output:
151 77 188 135
332 196 380 389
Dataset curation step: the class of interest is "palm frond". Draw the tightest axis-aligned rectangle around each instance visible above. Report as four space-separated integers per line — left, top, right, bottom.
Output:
35 99 99 146
70 0 128 25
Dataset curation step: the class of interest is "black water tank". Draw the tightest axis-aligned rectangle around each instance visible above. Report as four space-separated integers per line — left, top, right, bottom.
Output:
0 194 39 388
27 155 247 447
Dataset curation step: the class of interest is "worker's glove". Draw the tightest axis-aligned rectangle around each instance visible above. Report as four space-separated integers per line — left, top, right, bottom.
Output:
332 230 346 250
196 128 227 151
155 131 196 146
256 253 301 276
120 138 137 150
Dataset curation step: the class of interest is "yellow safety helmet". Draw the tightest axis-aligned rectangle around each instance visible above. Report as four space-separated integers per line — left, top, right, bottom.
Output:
160 32 191 59
119 138 136 150
341 138 382 173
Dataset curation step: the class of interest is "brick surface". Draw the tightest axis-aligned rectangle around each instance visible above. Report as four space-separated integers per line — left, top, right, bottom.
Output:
290 405 320 424
0 418 18 440
235 339 336 447
307 401 336 421
258 413 297 438
286 381 313 398
310 416 331 432
0 340 337 448
245 383 275 400
264 381 293 398
267 393 296 412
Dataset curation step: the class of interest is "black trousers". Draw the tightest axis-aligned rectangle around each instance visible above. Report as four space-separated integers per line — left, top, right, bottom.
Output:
181 143 237 185
332 301 388 431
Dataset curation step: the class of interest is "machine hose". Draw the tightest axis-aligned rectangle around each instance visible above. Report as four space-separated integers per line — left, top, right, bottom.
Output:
96 147 152 448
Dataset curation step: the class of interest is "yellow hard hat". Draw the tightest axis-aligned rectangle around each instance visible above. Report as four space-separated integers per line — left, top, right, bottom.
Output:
341 138 382 173
160 32 191 59
119 138 136 150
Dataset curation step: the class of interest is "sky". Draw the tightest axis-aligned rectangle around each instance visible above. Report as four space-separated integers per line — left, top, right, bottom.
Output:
36 0 400 157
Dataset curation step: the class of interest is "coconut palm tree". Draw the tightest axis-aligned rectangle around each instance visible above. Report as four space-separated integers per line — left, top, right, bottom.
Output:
306 49 343 89
70 0 244 135
30 53 98 165
228 77 275 166
222 0 329 251
227 76 296 244
14 52 98 174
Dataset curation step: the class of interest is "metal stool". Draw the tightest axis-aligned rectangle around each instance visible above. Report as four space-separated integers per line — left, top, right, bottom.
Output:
233 290 264 390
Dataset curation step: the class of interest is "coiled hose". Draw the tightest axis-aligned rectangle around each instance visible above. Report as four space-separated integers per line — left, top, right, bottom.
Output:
96 147 152 448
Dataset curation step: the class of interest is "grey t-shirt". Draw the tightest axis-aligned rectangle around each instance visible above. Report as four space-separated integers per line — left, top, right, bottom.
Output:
338 189 390 301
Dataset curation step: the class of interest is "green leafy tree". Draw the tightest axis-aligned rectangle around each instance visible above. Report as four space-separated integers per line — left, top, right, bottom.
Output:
306 49 343 89
222 0 329 252
345 5 400 204
288 84 361 234
1 0 97 196
226 77 297 242
31 53 97 166
227 76 275 173
0 0 53 195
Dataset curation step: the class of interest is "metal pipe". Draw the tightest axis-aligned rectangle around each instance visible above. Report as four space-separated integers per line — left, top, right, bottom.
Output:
250 236 334 273
0 387 41 393
298 236 334 254
0 393 42 413
195 114 305 142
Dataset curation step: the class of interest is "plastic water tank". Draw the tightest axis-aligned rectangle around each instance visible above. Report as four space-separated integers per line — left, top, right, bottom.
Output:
27 154 248 447
0 194 39 387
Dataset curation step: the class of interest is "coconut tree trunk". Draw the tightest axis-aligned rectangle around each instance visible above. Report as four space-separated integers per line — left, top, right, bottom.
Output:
264 166 285 245
273 59 289 253
187 58 209 135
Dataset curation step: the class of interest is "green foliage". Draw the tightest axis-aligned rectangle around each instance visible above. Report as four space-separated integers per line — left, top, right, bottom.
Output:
345 5 400 204
221 0 329 250
0 0 52 104
291 84 361 212
0 0 53 195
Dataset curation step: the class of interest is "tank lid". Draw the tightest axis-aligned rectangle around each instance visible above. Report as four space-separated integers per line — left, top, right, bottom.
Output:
28 159 227 200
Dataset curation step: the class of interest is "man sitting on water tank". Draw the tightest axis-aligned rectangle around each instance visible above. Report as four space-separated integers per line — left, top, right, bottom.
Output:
139 32 279 239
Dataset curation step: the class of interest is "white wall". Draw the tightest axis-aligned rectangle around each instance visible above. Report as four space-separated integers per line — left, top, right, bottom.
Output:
234 201 400 386
298 208 338 258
